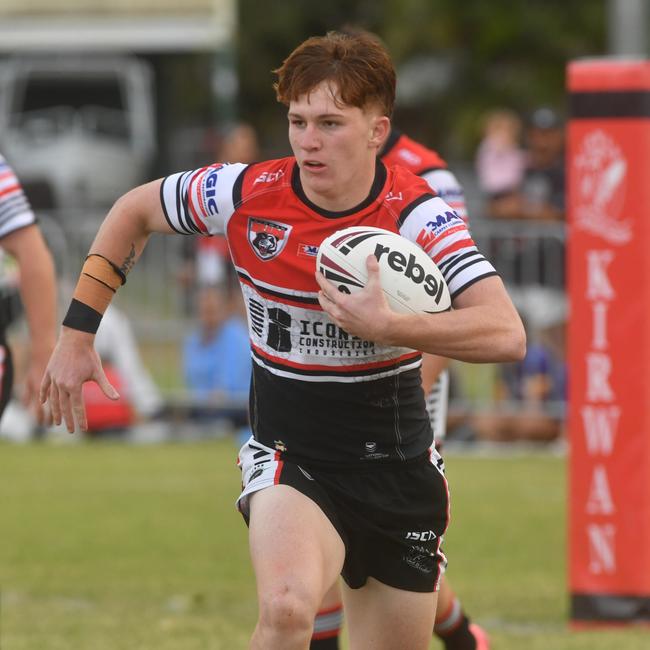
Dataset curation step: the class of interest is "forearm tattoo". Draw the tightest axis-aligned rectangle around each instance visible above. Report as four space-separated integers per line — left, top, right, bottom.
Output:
120 243 136 276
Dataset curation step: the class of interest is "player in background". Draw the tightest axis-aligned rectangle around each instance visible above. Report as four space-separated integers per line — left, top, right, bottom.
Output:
40 32 525 650
0 153 57 424
311 131 489 650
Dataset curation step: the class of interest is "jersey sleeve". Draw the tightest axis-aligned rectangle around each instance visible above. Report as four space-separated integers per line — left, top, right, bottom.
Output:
398 195 497 299
420 168 468 223
159 162 247 235
0 155 36 239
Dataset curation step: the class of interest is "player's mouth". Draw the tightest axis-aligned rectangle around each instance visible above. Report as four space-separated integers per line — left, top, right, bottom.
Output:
303 160 326 171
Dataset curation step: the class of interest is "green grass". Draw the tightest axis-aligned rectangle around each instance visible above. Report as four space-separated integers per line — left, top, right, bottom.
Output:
1 441 648 649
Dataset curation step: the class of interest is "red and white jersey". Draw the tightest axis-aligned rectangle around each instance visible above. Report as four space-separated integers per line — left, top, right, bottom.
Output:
0 154 36 240
161 157 495 464
381 130 468 222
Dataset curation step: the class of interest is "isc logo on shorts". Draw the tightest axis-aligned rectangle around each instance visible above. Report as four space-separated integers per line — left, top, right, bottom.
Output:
405 530 437 541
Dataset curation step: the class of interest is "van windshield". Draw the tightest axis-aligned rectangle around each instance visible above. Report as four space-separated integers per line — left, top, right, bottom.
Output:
19 76 125 112
12 76 130 141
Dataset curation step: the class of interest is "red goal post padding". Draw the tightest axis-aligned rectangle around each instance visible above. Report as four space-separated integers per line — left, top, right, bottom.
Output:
567 58 650 624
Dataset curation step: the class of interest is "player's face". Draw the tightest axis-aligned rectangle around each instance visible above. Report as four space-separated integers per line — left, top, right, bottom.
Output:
288 81 389 212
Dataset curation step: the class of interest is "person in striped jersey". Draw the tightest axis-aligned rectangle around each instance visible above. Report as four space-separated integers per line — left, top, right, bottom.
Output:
0 153 57 424
311 131 490 650
41 32 525 650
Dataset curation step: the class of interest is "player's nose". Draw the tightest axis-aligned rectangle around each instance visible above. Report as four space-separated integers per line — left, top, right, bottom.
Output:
300 123 321 151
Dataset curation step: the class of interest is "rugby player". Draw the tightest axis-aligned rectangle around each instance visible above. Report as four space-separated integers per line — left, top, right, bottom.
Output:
41 31 525 650
0 152 56 424
312 129 489 650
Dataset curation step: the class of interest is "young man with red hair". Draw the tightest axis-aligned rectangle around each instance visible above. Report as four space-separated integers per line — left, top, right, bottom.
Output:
41 31 524 650
312 129 490 650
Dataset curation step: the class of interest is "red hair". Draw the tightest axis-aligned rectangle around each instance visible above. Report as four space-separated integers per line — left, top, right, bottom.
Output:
274 31 396 117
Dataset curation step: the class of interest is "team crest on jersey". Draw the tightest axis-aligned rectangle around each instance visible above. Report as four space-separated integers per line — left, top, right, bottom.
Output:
248 218 292 260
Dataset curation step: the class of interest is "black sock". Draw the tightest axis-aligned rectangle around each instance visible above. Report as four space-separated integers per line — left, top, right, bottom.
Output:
310 637 339 650
436 614 476 650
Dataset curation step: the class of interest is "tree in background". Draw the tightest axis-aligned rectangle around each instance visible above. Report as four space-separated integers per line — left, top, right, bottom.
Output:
236 0 605 159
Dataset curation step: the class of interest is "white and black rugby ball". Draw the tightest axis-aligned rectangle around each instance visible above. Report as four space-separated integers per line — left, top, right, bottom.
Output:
317 226 451 314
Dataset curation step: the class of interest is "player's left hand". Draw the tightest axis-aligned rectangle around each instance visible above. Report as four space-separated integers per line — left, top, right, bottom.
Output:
316 254 397 343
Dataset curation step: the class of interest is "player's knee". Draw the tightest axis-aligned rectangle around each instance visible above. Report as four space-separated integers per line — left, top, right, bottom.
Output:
258 587 316 638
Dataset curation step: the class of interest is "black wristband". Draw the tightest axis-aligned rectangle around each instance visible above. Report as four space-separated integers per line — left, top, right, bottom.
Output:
62 299 103 334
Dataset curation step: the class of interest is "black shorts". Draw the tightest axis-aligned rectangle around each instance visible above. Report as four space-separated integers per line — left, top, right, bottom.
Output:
0 335 13 419
237 438 449 593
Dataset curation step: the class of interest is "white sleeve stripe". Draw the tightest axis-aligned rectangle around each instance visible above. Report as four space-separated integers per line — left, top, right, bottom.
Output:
0 211 36 239
438 249 481 273
178 172 203 234
449 269 499 299
160 174 189 234
446 255 490 285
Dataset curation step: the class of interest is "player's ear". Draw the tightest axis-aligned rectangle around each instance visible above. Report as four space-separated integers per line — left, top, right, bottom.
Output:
369 115 390 150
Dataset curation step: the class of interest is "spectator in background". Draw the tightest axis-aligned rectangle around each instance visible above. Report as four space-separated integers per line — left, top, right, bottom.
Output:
182 284 251 436
472 304 566 444
475 108 526 200
177 123 262 305
0 153 57 426
485 106 565 222
476 106 567 364
83 304 166 436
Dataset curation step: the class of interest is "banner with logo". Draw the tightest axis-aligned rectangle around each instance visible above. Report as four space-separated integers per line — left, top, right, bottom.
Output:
567 59 650 624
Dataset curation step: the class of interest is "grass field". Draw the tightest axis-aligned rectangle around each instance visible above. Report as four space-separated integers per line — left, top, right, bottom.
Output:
1 439 648 650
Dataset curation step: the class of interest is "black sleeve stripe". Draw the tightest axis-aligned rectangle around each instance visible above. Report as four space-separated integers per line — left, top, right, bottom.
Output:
175 174 187 231
159 178 185 234
396 192 437 228
0 196 30 220
445 256 489 285
179 176 202 234
233 165 248 209
437 250 478 273
450 271 499 300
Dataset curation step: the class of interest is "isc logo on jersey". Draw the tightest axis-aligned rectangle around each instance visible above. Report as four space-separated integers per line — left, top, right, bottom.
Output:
317 226 451 314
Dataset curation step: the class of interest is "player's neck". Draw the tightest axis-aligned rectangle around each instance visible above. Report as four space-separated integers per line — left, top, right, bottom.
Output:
299 160 379 213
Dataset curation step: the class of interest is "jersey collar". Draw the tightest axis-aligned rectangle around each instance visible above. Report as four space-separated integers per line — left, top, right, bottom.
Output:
291 159 388 219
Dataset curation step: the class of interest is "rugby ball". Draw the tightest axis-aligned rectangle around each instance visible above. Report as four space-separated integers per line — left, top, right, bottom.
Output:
317 226 451 314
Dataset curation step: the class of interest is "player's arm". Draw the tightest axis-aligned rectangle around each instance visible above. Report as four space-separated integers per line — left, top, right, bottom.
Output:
40 179 173 433
316 259 525 363
1 224 57 421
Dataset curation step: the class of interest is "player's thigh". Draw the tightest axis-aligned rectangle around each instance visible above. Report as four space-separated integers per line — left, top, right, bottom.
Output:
342 577 437 650
249 485 345 602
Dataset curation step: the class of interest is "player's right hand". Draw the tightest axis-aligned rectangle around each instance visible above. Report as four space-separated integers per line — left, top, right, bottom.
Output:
39 327 119 433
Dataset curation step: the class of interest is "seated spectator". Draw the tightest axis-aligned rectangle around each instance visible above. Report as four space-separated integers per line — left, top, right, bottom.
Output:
486 106 565 222
83 304 166 436
177 123 262 310
475 108 526 198
471 306 566 444
182 284 251 436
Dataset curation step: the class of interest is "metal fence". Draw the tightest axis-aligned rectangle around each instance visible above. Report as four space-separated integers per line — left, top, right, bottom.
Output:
38 212 568 431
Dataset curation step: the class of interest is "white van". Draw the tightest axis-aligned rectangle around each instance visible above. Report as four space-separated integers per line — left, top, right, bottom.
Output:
0 55 156 210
